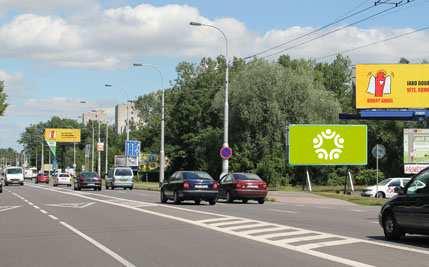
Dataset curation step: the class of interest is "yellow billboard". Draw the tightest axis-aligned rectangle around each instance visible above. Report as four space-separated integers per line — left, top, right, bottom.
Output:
356 64 429 109
44 128 81 143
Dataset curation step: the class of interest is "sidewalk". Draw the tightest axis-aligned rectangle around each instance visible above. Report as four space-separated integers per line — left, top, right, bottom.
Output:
268 191 357 206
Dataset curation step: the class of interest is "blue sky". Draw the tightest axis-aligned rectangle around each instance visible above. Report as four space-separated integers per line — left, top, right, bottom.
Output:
0 0 428 150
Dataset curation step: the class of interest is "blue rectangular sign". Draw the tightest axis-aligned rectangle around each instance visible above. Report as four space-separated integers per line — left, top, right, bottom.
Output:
125 140 141 158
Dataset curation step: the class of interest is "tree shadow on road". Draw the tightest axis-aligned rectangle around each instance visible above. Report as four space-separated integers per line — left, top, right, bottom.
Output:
367 235 429 249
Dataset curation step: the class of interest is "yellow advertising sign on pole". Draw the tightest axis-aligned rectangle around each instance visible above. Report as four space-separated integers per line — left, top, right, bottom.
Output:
44 128 81 143
356 64 429 109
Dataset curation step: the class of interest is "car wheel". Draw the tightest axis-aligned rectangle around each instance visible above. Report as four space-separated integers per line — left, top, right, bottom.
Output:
208 199 216 205
111 185 115 190
35 180 38 184
160 190 168 203
242 199 248 204
4 182 7 186
0 186 2 193
53 184 57 187
383 212 404 241
226 191 234 203
195 199 201 205
130 187 133 190
376 192 385 198
258 198 265 204
20 182 24 186
173 191 181 204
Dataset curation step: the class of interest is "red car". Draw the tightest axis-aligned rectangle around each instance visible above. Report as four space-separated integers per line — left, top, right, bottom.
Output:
218 173 268 204
36 173 49 184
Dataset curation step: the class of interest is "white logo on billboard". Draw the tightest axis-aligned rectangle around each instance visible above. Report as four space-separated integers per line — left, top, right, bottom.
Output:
313 129 344 160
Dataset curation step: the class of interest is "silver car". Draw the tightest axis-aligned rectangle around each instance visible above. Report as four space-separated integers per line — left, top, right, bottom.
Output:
106 167 134 190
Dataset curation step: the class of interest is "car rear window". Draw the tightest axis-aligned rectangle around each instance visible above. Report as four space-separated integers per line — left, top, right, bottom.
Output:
81 172 97 178
377 178 392 186
115 169 133 176
183 171 213 180
233 173 262 181
7 168 22 174
59 174 69 177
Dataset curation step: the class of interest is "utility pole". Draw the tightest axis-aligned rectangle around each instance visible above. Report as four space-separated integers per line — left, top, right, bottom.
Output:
41 141 44 173
105 123 108 177
92 120 95 172
98 119 101 177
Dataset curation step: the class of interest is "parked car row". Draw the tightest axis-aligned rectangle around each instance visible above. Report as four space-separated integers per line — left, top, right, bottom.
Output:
160 171 268 205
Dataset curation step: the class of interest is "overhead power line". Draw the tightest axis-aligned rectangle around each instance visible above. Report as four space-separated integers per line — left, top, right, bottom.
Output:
244 1 380 60
316 26 429 61
256 0 416 60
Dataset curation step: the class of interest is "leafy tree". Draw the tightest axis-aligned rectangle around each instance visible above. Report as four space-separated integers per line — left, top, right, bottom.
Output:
0 81 7 116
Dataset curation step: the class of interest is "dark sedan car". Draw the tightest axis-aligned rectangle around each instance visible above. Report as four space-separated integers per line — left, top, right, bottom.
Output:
35 173 49 184
218 173 268 204
160 171 219 205
379 167 429 240
74 171 102 191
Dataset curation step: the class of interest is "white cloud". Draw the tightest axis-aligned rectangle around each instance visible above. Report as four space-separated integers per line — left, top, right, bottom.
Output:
0 4 427 68
0 69 25 99
0 0 99 14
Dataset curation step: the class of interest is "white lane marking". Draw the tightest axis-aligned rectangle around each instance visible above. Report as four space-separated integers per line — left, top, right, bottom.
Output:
45 202 95 209
257 229 313 239
269 208 298 214
48 215 58 220
33 205 40 209
239 226 292 235
281 234 336 244
59 221 136 267
0 206 21 213
40 209 48 214
28 202 33 205
300 239 361 250
199 217 238 224
351 209 364 213
209 219 257 227
225 223 274 231
27 184 373 267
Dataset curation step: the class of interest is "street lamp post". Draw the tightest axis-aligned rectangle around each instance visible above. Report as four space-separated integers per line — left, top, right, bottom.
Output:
132 63 165 183
190 21 230 177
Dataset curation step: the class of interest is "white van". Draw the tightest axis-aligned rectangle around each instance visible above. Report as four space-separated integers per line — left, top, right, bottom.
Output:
5 167 24 186
106 167 134 190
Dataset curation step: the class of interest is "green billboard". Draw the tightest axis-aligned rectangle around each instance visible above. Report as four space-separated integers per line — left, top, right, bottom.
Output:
289 124 367 166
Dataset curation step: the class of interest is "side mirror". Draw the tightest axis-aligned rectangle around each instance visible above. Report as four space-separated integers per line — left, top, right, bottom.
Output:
394 186 405 195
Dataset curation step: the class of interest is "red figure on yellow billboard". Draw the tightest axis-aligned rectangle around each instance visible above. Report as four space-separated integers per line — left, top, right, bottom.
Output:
367 70 392 97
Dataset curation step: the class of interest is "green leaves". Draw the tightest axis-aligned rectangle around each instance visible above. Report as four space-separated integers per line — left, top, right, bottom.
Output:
0 81 7 116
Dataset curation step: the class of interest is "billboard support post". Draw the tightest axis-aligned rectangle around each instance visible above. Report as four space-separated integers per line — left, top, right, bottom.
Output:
348 171 354 192
305 168 312 192
376 149 379 194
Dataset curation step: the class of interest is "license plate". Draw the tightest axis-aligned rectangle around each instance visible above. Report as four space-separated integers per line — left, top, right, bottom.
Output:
87 183 95 186
247 185 258 188
194 185 208 189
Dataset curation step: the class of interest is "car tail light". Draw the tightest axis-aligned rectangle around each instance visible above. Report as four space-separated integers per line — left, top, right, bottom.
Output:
212 182 219 190
235 183 245 189
183 182 190 190
260 183 267 189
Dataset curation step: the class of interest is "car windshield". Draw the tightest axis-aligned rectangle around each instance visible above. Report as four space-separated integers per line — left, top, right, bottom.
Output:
377 178 392 186
115 169 133 176
7 168 22 174
233 173 262 181
81 172 97 178
183 171 213 180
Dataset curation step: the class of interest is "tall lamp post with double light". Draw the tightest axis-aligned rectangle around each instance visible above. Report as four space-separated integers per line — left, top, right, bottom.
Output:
189 21 230 177
132 63 165 183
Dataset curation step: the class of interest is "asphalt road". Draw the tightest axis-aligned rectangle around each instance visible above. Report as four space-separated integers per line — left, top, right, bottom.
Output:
1 182 429 267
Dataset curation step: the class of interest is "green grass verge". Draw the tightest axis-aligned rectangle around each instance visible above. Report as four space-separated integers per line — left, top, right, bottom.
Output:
134 182 160 191
314 192 386 206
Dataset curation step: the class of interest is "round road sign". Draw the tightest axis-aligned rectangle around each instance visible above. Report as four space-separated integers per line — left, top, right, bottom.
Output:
219 146 233 160
372 144 386 159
